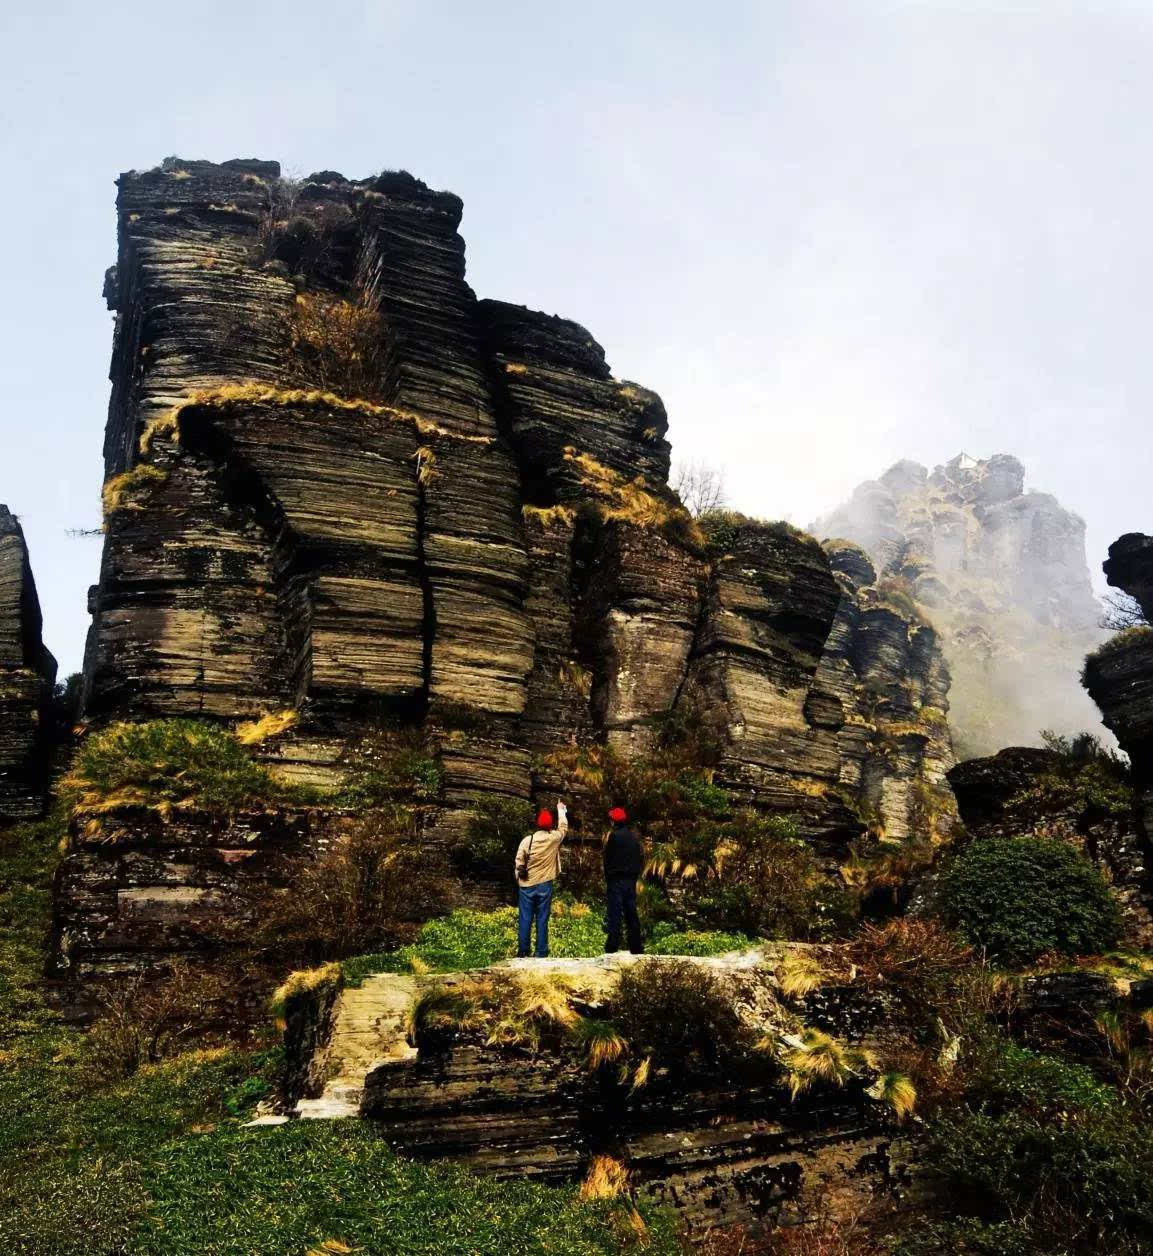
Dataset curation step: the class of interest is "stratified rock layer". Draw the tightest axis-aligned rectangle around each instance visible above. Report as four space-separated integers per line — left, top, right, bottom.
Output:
281 952 920 1235
948 746 1153 947
814 542 957 848
1084 533 1153 845
814 454 1105 758
57 158 953 981
0 506 56 821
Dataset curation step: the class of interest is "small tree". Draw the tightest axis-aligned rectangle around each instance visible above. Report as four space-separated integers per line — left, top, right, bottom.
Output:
671 460 728 516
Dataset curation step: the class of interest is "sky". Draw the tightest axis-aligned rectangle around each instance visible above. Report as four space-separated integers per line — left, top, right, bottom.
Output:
2 0 1151 675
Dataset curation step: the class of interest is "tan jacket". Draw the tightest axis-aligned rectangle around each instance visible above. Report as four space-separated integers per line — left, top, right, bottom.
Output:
514 806 568 887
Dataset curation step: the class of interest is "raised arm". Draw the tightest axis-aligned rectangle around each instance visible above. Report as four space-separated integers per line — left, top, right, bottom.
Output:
555 799 569 838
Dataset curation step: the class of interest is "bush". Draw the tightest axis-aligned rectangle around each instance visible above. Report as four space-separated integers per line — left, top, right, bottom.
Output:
64 719 314 818
466 794 534 865
252 808 444 963
938 836 1121 966
924 1038 1153 1250
335 726 442 808
691 812 853 940
608 959 751 1076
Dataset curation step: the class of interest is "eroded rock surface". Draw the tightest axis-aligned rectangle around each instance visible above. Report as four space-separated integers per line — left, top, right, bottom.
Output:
0 506 56 821
948 746 1153 947
814 453 1105 758
281 951 919 1235
1084 533 1153 846
56 158 955 981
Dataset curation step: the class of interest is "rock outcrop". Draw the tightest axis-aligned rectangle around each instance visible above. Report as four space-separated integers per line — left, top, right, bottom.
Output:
0 506 56 821
813 541 957 848
948 746 1153 947
814 454 1105 759
54 158 954 982
1083 533 1153 845
279 950 919 1235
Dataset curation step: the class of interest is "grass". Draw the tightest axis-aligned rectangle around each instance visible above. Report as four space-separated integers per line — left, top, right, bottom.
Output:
138 381 495 456
102 463 167 515
1086 624 1153 659
343 906 756 984
63 719 318 822
523 503 577 529
563 446 705 549
0 814 676 1254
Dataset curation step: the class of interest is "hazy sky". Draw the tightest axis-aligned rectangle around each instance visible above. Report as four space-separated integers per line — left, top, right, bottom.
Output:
2 0 1151 674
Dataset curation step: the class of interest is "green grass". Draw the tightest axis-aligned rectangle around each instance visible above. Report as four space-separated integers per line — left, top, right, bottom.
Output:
0 817 677 1255
343 905 756 984
134 1122 674 1255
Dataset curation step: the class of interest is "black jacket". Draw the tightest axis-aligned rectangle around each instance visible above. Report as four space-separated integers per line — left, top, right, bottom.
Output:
603 824 644 881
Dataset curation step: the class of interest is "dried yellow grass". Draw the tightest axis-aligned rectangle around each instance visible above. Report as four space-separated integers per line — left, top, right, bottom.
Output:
503 361 529 375
563 447 704 548
138 382 494 455
629 1055 652 1091
235 709 298 746
269 962 342 1029
414 446 439 485
579 1155 629 1201
780 1028 877 1098
779 951 826 999
867 1070 917 1120
522 503 576 529
102 464 167 515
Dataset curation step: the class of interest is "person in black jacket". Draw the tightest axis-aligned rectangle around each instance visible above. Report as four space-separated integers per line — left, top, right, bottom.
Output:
603 806 644 954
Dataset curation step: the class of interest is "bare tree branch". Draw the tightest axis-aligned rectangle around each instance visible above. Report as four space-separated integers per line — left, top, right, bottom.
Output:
671 460 728 517
1100 590 1148 631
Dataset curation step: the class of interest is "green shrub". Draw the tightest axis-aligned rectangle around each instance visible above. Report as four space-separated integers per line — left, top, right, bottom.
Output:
64 719 315 817
646 928 752 956
938 836 1121 966
690 812 854 940
924 1040 1153 1249
465 794 533 864
608 959 751 1076
890 1218 1049 1256
335 727 442 808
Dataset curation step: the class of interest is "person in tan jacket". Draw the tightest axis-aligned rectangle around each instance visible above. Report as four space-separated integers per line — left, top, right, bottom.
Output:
514 799 568 958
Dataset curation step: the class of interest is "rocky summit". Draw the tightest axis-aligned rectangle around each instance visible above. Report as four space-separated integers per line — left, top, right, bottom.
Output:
50 158 959 985
814 453 1105 758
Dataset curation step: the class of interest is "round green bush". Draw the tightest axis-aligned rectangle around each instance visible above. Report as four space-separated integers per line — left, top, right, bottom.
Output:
939 836 1121 966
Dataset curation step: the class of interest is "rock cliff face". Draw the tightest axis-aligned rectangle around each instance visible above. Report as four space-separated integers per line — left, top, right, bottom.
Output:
0 506 56 821
56 158 954 980
1083 534 1153 844
812 542 957 847
814 454 1105 759
948 747 1153 947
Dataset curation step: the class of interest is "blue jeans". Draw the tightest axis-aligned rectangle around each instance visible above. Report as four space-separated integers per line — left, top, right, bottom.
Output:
606 878 644 954
518 880 554 958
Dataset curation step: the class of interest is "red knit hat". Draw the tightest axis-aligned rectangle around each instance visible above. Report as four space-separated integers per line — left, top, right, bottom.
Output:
608 806 627 823
536 809 554 829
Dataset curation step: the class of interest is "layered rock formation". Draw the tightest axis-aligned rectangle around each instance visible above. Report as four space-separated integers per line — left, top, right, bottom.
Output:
1083 533 1153 844
812 542 956 846
55 157 955 981
279 951 919 1235
814 454 1105 759
0 506 57 820
948 746 1153 947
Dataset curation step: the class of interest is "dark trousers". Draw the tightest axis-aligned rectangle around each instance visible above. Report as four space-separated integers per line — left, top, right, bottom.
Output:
605 877 643 954
517 880 554 957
